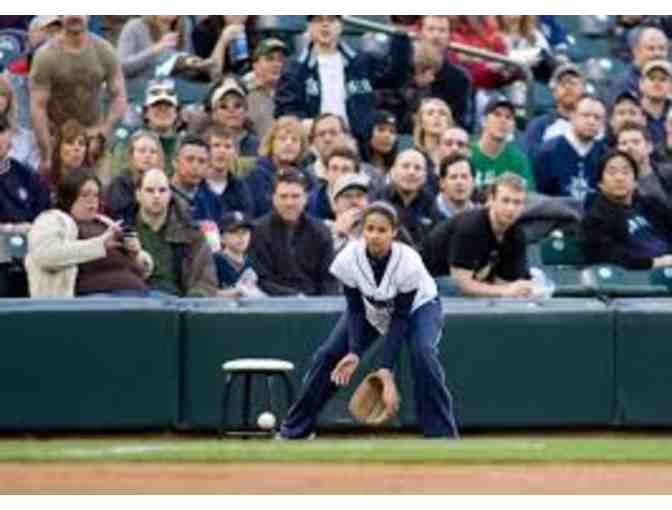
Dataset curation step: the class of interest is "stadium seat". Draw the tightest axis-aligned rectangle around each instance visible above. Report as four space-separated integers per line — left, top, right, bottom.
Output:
649 267 672 292
582 264 670 298
538 235 592 297
540 235 588 266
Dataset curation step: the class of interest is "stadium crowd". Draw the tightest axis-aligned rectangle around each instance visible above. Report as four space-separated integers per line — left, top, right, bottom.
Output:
2 15 672 299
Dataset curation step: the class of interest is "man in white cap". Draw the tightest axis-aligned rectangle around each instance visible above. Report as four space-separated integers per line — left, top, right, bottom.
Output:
110 79 181 177
205 75 259 157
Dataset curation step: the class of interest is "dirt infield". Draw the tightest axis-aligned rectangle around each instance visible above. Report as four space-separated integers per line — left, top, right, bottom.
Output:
1 463 672 494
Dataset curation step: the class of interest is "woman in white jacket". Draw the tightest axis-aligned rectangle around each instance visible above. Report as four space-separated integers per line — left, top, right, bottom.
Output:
25 169 149 298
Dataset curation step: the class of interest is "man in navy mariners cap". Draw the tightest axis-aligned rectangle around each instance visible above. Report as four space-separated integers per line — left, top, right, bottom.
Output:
524 63 586 159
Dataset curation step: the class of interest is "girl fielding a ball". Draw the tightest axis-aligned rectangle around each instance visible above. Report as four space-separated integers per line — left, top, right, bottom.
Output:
278 201 458 439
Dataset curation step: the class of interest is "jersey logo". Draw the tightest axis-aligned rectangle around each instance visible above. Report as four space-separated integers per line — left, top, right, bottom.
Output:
567 173 594 201
628 214 651 236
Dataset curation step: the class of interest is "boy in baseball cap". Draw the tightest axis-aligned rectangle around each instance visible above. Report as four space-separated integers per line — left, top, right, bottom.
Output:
215 211 264 298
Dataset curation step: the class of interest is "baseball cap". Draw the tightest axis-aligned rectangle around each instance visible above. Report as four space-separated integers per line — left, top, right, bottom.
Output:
218 211 255 234
484 95 515 116
549 63 583 88
371 110 397 129
210 76 247 110
612 90 640 108
253 37 288 61
144 80 179 107
331 173 370 203
642 59 672 78
29 15 62 32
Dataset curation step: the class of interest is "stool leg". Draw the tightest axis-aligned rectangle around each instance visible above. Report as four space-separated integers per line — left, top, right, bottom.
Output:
219 373 234 437
265 375 276 430
280 373 295 417
242 374 252 430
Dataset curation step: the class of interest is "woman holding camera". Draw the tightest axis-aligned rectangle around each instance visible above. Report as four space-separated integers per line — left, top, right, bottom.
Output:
25 168 152 298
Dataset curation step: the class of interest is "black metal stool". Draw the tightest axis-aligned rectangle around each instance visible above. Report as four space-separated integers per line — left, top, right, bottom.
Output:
219 358 295 436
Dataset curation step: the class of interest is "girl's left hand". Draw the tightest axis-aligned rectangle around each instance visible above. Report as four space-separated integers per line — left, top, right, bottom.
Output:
331 353 360 387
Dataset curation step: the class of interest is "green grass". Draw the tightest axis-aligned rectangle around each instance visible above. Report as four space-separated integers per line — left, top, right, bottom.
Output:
1 436 672 464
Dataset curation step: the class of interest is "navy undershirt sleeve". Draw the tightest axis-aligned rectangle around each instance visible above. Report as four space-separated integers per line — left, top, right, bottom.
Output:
380 290 417 370
343 285 368 357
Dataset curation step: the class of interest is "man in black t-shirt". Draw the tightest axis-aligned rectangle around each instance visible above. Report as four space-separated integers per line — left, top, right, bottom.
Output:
448 173 537 298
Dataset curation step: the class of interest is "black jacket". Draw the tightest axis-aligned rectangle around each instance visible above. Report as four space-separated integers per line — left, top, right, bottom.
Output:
249 210 338 296
375 60 473 133
373 184 442 250
275 35 412 147
582 192 672 270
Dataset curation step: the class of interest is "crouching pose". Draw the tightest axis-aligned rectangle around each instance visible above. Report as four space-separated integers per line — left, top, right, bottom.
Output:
279 201 458 439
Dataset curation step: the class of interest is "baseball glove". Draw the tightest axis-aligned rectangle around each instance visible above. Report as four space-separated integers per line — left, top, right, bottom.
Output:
348 372 400 426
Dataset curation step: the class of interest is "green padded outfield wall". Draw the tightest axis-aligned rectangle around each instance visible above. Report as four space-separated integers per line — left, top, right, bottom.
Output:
440 299 614 428
613 299 672 426
0 300 180 431
180 298 615 431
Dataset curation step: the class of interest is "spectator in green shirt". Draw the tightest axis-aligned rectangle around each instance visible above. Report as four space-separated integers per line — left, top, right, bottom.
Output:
470 96 535 192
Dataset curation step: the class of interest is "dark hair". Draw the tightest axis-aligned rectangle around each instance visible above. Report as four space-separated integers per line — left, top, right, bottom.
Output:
324 144 361 173
56 168 100 213
612 92 641 110
439 155 474 178
197 16 259 69
366 119 399 171
597 150 640 182
175 134 210 158
362 201 400 229
272 169 308 193
309 113 349 142
52 119 88 188
616 121 653 143
0 113 11 132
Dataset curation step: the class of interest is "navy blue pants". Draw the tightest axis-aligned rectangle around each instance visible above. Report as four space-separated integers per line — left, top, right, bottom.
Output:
280 298 458 438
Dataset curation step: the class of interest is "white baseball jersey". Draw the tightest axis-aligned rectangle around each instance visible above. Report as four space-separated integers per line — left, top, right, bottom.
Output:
330 240 438 335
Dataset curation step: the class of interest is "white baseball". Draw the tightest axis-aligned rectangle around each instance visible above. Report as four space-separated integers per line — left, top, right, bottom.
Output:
257 412 277 430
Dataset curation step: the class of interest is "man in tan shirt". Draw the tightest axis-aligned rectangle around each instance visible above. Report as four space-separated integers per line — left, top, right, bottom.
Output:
30 15 127 179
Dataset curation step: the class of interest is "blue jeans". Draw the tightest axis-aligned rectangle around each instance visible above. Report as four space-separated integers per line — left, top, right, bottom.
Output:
280 298 458 438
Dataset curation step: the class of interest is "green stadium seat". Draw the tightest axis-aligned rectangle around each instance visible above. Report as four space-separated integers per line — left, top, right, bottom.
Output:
538 235 592 297
649 267 672 292
540 235 588 266
583 264 670 298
